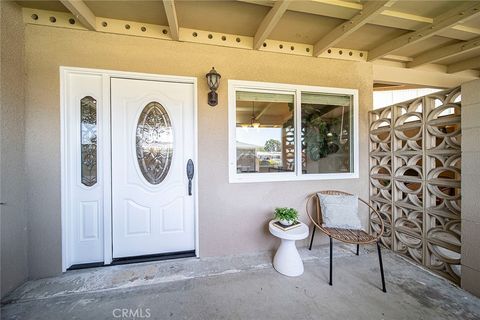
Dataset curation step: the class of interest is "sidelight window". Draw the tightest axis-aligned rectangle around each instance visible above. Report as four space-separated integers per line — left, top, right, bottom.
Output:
80 96 97 187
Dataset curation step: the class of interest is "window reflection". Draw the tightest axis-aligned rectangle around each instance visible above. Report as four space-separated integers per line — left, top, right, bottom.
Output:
301 92 353 174
235 91 295 174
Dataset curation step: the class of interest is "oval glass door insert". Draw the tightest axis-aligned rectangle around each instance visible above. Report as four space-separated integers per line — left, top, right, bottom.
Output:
136 101 173 185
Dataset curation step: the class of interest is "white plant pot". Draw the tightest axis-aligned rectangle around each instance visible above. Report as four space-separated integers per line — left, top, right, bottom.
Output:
279 219 293 226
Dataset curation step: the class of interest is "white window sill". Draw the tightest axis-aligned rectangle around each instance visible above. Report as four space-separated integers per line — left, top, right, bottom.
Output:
229 172 359 184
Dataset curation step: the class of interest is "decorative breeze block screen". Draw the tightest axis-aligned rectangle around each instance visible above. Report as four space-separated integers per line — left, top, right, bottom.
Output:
369 87 461 284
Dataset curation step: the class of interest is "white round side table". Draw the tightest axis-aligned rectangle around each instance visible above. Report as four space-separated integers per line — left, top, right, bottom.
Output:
269 220 309 277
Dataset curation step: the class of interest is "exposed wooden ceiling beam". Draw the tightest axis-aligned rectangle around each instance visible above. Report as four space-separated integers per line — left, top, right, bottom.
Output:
253 0 290 50
447 56 480 73
163 0 179 41
310 0 361 10
238 0 480 37
381 9 431 24
373 63 478 88
313 1 396 57
408 36 480 68
453 25 480 35
383 55 413 62
59 0 96 30
368 2 480 61
255 102 275 120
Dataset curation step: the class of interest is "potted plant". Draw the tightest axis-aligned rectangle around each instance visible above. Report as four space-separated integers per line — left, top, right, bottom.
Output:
274 207 299 226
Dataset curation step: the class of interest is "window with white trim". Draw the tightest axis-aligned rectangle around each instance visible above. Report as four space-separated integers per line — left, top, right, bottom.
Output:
228 80 359 183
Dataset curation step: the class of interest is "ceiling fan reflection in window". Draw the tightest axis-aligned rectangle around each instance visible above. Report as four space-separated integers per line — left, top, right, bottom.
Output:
240 102 261 128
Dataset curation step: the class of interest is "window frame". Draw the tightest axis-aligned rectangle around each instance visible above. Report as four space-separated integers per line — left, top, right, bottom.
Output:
228 80 359 183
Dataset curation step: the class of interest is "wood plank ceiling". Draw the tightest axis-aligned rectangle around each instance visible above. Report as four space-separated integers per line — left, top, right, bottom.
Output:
16 0 480 75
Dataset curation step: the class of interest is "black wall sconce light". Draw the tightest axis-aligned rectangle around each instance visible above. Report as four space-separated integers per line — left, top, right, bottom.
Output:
206 67 221 106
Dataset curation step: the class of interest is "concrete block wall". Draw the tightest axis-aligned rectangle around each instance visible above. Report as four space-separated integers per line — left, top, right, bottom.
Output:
461 79 480 297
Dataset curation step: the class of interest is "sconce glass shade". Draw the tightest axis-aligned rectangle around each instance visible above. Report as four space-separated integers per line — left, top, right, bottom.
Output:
206 67 221 91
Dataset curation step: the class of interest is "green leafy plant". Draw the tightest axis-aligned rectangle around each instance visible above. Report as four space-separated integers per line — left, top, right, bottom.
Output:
274 207 299 222
304 115 341 160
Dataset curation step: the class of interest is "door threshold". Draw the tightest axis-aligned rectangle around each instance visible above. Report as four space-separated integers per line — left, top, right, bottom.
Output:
67 262 105 270
67 250 196 270
112 250 196 266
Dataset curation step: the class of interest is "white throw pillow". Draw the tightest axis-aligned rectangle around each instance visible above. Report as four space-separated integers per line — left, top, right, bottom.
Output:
318 194 363 230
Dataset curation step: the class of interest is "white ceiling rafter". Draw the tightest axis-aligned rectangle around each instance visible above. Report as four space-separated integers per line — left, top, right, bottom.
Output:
373 63 478 88
447 57 480 74
253 0 290 50
408 36 480 68
238 0 480 37
453 25 480 35
383 55 413 62
313 0 396 57
368 2 480 61
255 102 275 120
309 0 362 10
380 9 431 24
59 0 96 31
162 0 179 41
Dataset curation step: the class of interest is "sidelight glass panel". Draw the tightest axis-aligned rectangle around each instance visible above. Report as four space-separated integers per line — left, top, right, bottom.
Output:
80 96 97 187
301 92 353 174
235 91 295 174
136 101 173 185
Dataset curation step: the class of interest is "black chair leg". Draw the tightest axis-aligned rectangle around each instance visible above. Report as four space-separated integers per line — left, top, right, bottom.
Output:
377 241 386 293
309 225 316 250
356 244 359 256
329 237 333 286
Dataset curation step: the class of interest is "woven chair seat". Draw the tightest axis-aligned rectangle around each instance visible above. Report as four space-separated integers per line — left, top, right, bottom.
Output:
324 227 376 244
306 190 385 245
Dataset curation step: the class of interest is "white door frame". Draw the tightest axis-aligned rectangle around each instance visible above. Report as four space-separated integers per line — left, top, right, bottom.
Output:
60 67 199 272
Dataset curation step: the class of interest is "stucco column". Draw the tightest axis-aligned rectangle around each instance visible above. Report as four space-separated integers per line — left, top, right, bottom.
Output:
0 0 28 299
460 79 480 297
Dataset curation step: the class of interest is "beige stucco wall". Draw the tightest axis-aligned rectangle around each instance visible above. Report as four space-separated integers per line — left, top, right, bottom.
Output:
461 79 480 297
24 24 373 279
0 1 28 298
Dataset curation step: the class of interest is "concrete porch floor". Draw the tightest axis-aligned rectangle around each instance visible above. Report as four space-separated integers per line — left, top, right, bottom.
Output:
2 244 480 320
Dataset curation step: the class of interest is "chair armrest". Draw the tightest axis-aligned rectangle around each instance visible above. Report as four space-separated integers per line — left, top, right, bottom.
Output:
359 197 385 239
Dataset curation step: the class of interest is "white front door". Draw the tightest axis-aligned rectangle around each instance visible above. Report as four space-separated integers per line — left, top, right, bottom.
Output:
111 78 195 258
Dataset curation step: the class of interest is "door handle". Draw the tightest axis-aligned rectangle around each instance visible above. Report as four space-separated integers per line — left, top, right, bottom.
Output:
186 159 194 196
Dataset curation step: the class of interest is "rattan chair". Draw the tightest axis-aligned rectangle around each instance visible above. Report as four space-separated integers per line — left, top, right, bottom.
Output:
306 190 386 292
